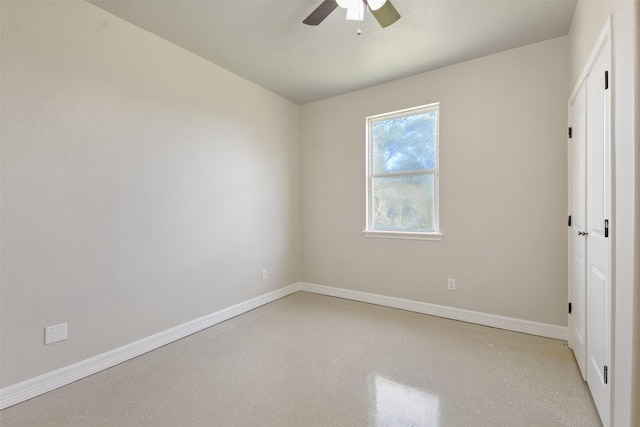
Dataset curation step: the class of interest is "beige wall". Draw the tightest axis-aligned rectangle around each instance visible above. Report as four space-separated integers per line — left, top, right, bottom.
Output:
568 1 638 425
301 37 569 326
0 1 301 387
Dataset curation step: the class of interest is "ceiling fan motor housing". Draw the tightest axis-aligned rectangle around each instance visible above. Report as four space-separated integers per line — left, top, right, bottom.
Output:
303 0 400 28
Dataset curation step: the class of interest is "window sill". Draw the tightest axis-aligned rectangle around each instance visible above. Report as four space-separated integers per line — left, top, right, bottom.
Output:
362 230 443 241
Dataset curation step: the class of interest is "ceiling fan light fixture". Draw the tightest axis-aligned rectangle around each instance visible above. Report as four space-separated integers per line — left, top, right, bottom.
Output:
303 0 400 28
345 1 364 21
336 0 364 20
367 0 386 11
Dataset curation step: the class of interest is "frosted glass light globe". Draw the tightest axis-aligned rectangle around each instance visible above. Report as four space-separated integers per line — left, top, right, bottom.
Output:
367 0 386 10
336 0 354 8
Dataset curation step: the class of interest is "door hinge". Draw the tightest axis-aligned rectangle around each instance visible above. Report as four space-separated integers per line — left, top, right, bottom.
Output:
568 302 572 314
568 215 572 227
605 219 609 237
604 366 608 384
605 71 609 90
568 127 573 138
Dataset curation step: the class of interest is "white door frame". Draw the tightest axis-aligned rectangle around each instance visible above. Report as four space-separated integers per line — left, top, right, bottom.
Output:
567 16 613 427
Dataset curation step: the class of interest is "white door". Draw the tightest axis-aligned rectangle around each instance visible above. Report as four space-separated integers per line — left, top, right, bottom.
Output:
568 82 587 380
585 38 611 426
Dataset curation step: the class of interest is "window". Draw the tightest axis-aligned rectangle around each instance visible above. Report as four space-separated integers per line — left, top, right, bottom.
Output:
364 103 441 240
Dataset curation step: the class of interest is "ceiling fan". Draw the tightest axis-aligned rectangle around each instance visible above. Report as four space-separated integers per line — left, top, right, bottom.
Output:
303 0 401 28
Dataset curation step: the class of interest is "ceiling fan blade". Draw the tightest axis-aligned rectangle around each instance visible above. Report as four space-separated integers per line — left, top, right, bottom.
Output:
303 0 339 26
369 0 400 28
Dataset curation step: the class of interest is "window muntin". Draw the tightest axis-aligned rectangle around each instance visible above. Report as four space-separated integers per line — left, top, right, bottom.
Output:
366 104 440 238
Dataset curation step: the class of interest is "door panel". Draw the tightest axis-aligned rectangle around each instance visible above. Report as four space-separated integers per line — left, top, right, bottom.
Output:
569 82 587 379
587 265 605 376
585 37 611 426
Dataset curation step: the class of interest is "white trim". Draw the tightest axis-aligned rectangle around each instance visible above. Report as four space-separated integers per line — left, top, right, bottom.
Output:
362 230 443 241
1 281 568 409
0 283 301 410
569 16 612 103
366 102 440 121
300 282 568 340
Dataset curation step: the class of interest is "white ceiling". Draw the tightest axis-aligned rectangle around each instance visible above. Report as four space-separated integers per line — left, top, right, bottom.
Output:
89 0 577 105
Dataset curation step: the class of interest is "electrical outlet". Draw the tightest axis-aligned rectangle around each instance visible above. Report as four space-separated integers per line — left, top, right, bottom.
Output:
262 269 268 280
45 323 68 345
447 278 456 291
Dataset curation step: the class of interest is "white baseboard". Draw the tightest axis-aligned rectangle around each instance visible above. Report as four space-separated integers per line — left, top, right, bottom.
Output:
299 282 568 341
1 281 567 410
0 283 301 410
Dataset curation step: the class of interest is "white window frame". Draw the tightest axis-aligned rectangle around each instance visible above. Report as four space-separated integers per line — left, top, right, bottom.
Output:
364 103 442 241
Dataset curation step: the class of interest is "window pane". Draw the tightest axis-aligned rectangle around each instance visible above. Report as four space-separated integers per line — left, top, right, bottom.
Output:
372 111 437 174
372 174 436 232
